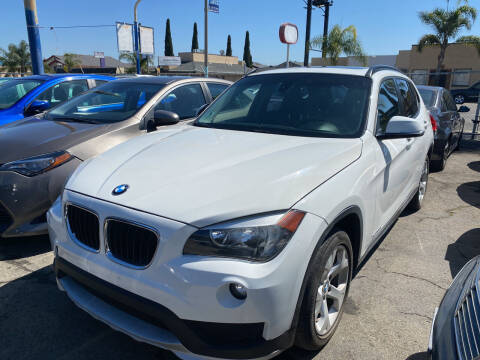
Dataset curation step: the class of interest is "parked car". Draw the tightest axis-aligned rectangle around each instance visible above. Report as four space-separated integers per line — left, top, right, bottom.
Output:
450 81 480 104
429 256 480 360
0 76 231 238
0 73 114 127
48 66 434 359
417 85 467 171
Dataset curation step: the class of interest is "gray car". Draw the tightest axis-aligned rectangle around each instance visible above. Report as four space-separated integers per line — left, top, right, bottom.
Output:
417 85 468 171
0 76 231 238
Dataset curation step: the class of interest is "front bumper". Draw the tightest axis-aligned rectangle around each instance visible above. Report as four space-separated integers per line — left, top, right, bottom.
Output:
48 190 328 359
0 157 81 238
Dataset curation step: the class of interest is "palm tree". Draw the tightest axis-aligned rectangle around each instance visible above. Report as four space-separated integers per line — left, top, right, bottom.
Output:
310 25 367 66
119 52 151 73
0 40 31 74
63 53 81 72
417 4 479 83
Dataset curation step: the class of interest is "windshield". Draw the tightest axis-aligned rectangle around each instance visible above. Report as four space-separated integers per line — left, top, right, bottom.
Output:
419 88 437 108
47 81 165 123
0 79 44 109
195 73 371 138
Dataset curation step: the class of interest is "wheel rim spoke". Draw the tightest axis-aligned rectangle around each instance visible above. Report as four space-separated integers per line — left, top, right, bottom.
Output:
327 283 346 308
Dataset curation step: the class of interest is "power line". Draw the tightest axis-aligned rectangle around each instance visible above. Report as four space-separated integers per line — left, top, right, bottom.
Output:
28 24 115 29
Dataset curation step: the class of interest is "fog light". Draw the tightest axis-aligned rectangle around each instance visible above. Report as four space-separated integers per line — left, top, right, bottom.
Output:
229 283 247 300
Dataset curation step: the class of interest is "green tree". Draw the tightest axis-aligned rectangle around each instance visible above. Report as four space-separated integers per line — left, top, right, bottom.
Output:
119 52 151 73
191 22 199 52
0 40 31 74
226 35 232 56
310 25 367 66
417 4 479 84
165 18 174 56
63 53 81 72
243 31 252 67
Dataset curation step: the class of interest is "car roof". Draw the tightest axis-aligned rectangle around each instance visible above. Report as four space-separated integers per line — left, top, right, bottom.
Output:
250 66 371 77
10 74 113 81
112 76 230 85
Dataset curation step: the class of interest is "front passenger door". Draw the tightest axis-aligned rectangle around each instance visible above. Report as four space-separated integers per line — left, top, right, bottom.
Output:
374 78 413 234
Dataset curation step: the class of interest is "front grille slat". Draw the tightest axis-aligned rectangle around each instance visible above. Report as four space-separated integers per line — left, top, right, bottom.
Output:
455 283 480 360
66 204 100 251
106 219 158 268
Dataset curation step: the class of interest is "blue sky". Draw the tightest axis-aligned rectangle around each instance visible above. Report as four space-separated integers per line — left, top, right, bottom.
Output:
2 0 479 65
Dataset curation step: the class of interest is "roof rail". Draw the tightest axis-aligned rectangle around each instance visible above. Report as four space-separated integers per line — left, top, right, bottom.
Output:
365 65 402 78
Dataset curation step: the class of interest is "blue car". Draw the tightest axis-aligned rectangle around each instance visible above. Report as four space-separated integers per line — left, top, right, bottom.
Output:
0 74 115 126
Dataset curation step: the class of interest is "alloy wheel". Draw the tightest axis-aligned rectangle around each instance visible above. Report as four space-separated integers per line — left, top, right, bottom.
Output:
314 245 349 336
454 95 465 104
418 159 429 203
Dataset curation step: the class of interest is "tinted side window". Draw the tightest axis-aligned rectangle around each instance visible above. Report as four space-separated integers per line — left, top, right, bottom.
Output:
94 80 109 88
207 83 228 100
443 90 457 111
396 79 418 118
155 84 206 119
36 80 89 107
377 79 400 134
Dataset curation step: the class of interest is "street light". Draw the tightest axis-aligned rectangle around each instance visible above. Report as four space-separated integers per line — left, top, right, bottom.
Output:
304 0 333 66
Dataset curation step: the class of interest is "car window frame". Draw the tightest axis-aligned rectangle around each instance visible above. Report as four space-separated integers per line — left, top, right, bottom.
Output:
204 81 230 102
0 78 44 110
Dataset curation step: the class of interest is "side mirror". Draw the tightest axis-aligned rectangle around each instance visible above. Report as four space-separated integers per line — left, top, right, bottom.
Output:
377 116 425 140
458 105 470 113
25 100 50 116
196 104 208 117
154 110 180 126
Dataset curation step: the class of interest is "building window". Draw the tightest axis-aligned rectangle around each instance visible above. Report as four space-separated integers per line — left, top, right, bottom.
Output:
452 69 471 86
411 70 428 85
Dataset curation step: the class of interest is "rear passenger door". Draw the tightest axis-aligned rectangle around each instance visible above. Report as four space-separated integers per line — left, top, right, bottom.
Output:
443 90 461 148
395 78 425 191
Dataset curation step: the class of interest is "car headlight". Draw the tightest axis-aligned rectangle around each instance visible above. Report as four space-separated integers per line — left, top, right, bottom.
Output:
183 210 305 261
0 151 73 177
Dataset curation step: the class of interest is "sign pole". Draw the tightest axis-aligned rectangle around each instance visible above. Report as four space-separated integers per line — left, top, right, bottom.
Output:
286 44 290 68
134 0 142 74
24 0 44 75
204 0 208 77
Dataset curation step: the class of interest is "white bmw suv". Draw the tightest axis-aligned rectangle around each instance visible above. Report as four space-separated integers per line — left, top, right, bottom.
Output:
48 66 434 359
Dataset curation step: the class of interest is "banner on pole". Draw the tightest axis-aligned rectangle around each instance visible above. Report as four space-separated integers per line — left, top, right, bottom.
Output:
116 22 134 53
140 25 155 55
208 0 219 13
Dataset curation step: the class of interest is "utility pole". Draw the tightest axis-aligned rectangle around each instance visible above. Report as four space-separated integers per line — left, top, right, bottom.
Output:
134 0 142 74
204 0 209 77
304 0 313 66
23 0 44 75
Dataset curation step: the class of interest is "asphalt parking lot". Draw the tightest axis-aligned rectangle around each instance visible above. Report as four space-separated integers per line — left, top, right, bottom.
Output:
1 110 479 360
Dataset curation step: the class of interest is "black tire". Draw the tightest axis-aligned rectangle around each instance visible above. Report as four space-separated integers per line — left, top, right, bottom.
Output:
295 230 353 351
431 140 449 172
408 157 429 211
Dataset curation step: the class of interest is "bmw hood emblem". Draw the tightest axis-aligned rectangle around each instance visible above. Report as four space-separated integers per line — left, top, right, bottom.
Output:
112 184 129 196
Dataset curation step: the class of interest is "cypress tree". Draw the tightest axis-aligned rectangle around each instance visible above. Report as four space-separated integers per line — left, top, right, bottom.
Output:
226 35 232 56
243 31 253 67
191 22 199 52
165 18 174 56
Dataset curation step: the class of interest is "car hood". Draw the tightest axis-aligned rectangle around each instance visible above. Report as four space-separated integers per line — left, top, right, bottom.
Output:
66 126 363 228
0 116 112 163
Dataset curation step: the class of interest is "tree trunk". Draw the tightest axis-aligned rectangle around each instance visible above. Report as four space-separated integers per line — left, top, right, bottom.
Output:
435 44 447 86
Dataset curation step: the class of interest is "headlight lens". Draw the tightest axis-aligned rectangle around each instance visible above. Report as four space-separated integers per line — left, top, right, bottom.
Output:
183 210 305 261
0 151 73 177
